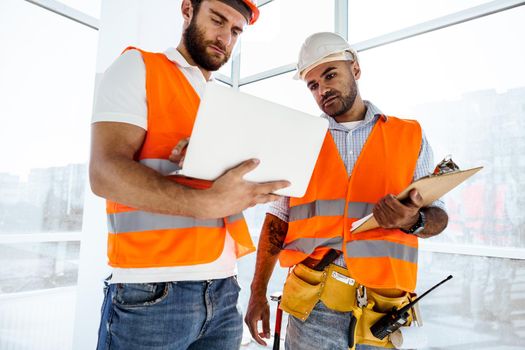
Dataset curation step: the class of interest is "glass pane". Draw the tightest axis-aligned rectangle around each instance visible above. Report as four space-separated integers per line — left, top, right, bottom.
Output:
348 0 491 43
0 287 77 350
215 79 231 88
0 243 78 350
357 7 525 248
56 0 101 18
0 242 80 293
0 0 96 235
0 0 96 349
417 251 524 349
240 72 320 116
0 165 87 234
240 0 334 77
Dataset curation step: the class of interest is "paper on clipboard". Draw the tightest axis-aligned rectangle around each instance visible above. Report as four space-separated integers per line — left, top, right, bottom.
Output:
351 166 483 234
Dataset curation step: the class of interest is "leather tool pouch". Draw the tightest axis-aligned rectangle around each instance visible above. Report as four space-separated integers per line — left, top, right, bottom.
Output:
319 264 358 312
280 263 359 321
280 263 325 321
280 263 418 349
356 290 416 348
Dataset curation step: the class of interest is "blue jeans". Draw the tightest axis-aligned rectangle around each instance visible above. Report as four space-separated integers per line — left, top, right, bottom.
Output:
285 302 385 350
97 277 243 350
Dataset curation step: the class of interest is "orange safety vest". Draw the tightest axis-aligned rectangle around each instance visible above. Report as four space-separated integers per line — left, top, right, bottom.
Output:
279 116 422 291
105 47 255 268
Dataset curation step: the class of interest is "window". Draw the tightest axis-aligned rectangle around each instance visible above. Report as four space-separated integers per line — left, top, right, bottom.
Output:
357 5 525 249
240 72 319 115
417 252 524 348
57 0 101 18
348 0 491 43
5 1 524 349
0 0 97 348
240 0 334 77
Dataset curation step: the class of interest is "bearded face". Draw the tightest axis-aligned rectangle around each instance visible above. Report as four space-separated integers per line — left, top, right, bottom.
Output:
320 77 358 118
305 61 361 119
183 9 232 71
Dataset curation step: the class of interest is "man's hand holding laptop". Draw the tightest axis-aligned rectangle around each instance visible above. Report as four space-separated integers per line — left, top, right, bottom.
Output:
169 138 290 219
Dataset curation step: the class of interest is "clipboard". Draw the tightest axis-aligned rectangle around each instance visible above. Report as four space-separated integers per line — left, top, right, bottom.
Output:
351 166 483 233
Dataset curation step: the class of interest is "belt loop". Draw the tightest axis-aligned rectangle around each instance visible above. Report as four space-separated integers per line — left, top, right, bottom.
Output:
103 274 112 288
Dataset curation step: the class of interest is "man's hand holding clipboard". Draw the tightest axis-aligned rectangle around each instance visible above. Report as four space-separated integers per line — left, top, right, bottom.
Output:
351 157 483 234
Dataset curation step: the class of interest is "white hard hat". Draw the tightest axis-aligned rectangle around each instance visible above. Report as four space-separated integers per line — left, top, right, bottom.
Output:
294 32 358 80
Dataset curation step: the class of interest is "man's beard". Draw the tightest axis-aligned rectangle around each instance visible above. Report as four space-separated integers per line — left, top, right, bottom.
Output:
184 18 230 71
321 80 358 118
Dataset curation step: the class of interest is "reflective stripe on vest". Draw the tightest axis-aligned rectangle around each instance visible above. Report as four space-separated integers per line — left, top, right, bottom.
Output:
347 202 374 219
140 158 181 175
282 236 343 255
345 240 418 263
107 211 244 233
289 199 345 222
227 212 244 223
289 199 374 222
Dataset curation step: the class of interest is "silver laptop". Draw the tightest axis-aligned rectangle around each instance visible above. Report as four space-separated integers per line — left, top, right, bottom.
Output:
176 82 328 197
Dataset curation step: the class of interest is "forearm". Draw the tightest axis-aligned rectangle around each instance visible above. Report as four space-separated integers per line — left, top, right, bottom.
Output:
416 206 448 238
90 122 290 220
90 155 208 218
250 213 288 296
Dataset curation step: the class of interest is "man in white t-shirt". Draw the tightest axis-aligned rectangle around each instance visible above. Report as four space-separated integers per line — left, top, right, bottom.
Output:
90 1 289 349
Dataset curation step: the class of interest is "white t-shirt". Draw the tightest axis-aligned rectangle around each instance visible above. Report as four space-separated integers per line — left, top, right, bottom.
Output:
92 48 237 283
340 120 363 130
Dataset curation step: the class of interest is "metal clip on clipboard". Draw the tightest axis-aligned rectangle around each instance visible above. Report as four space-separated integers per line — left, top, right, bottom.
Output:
431 155 460 176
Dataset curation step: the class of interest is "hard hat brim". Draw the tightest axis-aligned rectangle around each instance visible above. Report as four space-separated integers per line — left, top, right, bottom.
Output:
242 0 259 25
294 50 356 81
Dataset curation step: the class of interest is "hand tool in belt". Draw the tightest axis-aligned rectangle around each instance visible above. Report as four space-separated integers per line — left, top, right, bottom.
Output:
270 292 283 350
304 249 341 271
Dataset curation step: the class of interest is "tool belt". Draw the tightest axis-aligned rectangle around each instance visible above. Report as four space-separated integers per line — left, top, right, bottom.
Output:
280 262 417 348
